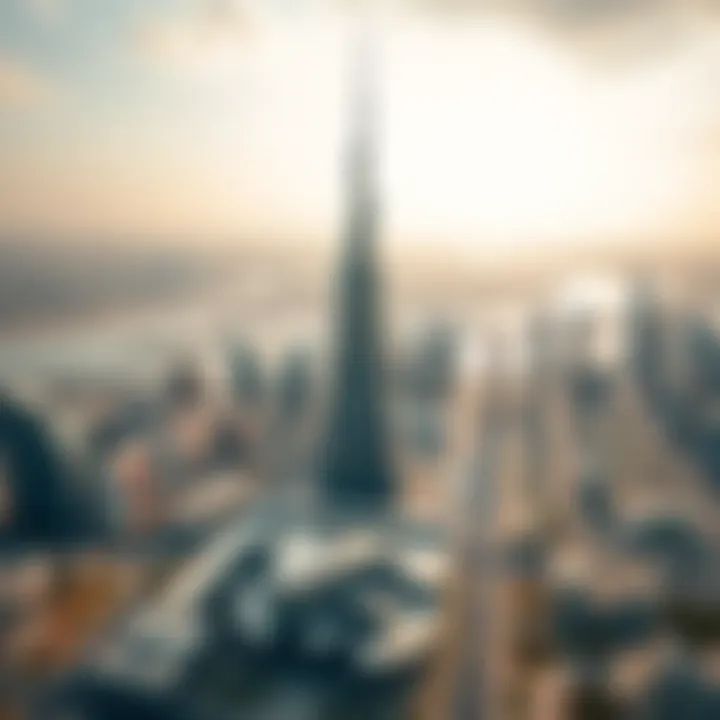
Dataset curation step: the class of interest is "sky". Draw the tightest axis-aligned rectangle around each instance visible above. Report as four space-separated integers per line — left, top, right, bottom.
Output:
1 0 720 252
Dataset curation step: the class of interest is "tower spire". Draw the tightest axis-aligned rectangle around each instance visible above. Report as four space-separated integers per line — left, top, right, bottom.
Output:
347 29 377 233
319 29 394 514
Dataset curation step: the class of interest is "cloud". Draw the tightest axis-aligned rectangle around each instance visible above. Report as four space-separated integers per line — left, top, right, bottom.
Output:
405 0 690 20
23 0 71 27
400 0 720 70
0 56 54 108
134 1 256 78
528 0 665 25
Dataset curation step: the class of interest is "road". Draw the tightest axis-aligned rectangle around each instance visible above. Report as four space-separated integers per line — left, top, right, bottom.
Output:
424 373 506 720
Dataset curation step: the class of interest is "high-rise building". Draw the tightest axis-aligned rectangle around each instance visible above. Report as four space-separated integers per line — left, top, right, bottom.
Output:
229 343 265 409
276 348 313 423
165 359 204 410
628 278 663 402
320 36 394 514
523 311 552 502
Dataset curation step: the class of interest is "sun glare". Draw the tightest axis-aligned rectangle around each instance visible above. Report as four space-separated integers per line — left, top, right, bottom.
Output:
205 15 702 250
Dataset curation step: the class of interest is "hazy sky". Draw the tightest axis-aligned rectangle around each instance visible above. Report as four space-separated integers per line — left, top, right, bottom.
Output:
1 0 719 251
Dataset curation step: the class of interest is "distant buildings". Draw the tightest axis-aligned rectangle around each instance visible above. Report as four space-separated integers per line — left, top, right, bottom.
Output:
404 322 457 404
165 359 204 411
276 348 313 425
628 279 720 490
629 280 663 394
393 322 458 460
106 440 164 539
229 343 265 411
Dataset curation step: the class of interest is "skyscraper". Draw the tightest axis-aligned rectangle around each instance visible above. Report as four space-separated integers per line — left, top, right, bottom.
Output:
320 35 395 514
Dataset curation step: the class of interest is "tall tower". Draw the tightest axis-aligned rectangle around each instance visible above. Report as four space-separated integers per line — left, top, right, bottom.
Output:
320 33 395 514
